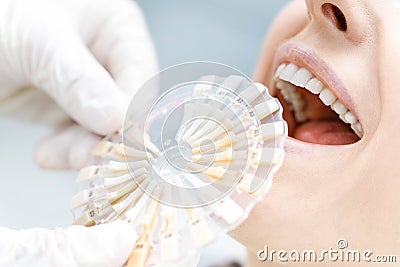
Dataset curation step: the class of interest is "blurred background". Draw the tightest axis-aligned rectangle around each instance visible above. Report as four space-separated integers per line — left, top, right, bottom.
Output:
0 0 288 266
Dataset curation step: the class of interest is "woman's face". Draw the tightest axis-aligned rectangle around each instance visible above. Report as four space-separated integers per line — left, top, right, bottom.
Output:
231 0 400 263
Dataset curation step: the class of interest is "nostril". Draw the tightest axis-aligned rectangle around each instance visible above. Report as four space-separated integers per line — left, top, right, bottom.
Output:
322 3 347 32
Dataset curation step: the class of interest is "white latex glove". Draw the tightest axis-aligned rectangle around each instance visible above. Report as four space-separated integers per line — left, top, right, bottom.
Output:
0 221 137 267
0 0 158 169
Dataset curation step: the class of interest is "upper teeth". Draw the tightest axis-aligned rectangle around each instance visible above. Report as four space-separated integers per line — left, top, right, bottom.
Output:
274 63 363 138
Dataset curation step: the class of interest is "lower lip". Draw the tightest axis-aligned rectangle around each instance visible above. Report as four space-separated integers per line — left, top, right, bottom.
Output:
284 136 355 153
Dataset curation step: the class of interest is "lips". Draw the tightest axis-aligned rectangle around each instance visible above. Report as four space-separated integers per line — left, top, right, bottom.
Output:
272 44 362 146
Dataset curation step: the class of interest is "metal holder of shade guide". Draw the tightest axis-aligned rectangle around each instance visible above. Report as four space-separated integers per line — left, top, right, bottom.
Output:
71 63 287 267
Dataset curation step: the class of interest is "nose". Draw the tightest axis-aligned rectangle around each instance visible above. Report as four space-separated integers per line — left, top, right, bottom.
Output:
305 0 348 32
303 0 372 43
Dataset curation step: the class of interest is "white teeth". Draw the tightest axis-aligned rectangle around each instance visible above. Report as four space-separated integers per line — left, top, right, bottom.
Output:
305 78 324 95
339 114 348 124
274 64 287 79
295 112 308 123
275 63 363 138
319 88 337 106
286 83 296 94
291 68 313 87
292 98 305 111
275 80 286 90
280 63 299 81
354 122 362 133
344 111 357 124
352 122 363 138
331 100 347 115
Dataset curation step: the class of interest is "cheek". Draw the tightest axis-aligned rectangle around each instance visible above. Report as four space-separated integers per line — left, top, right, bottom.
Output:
230 160 310 252
230 150 354 252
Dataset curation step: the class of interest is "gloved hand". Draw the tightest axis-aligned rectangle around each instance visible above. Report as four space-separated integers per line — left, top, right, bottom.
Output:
0 221 137 267
0 0 158 169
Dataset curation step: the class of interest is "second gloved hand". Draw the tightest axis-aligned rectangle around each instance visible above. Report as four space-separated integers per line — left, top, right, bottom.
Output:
0 221 137 267
0 0 158 169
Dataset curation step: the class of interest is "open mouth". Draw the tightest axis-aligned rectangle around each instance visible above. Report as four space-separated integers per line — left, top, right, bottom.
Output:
272 44 363 146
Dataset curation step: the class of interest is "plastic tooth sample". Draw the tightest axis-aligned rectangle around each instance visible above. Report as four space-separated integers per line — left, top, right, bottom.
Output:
127 194 160 267
73 209 96 227
187 210 214 248
112 185 146 215
125 126 161 156
72 67 287 267
260 122 287 141
211 198 243 225
104 171 142 188
106 179 144 204
192 148 233 163
186 109 227 144
71 189 93 209
92 141 152 160
251 148 285 167
180 103 217 142
237 84 266 104
189 117 237 148
77 166 101 182
253 99 281 121
193 75 217 97
191 131 248 154
124 188 151 222
188 177 244 224
160 208 180 262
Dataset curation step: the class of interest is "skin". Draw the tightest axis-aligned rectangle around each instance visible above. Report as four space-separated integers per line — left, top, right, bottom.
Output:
230 0 400 266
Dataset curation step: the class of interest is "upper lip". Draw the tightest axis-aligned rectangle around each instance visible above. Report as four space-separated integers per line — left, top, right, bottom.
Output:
273 43 358 118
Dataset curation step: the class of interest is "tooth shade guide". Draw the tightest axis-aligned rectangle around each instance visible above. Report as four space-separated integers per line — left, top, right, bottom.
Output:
73 69 287 266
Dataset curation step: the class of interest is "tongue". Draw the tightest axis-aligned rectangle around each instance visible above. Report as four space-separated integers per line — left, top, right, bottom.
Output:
293 120 359 145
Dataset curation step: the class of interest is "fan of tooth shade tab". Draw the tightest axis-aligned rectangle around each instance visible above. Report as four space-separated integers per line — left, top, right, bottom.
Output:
71 65 287 267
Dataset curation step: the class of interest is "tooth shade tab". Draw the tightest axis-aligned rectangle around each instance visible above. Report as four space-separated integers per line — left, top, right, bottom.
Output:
239 84 266 104
253 99 280 120
260 122 287 141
